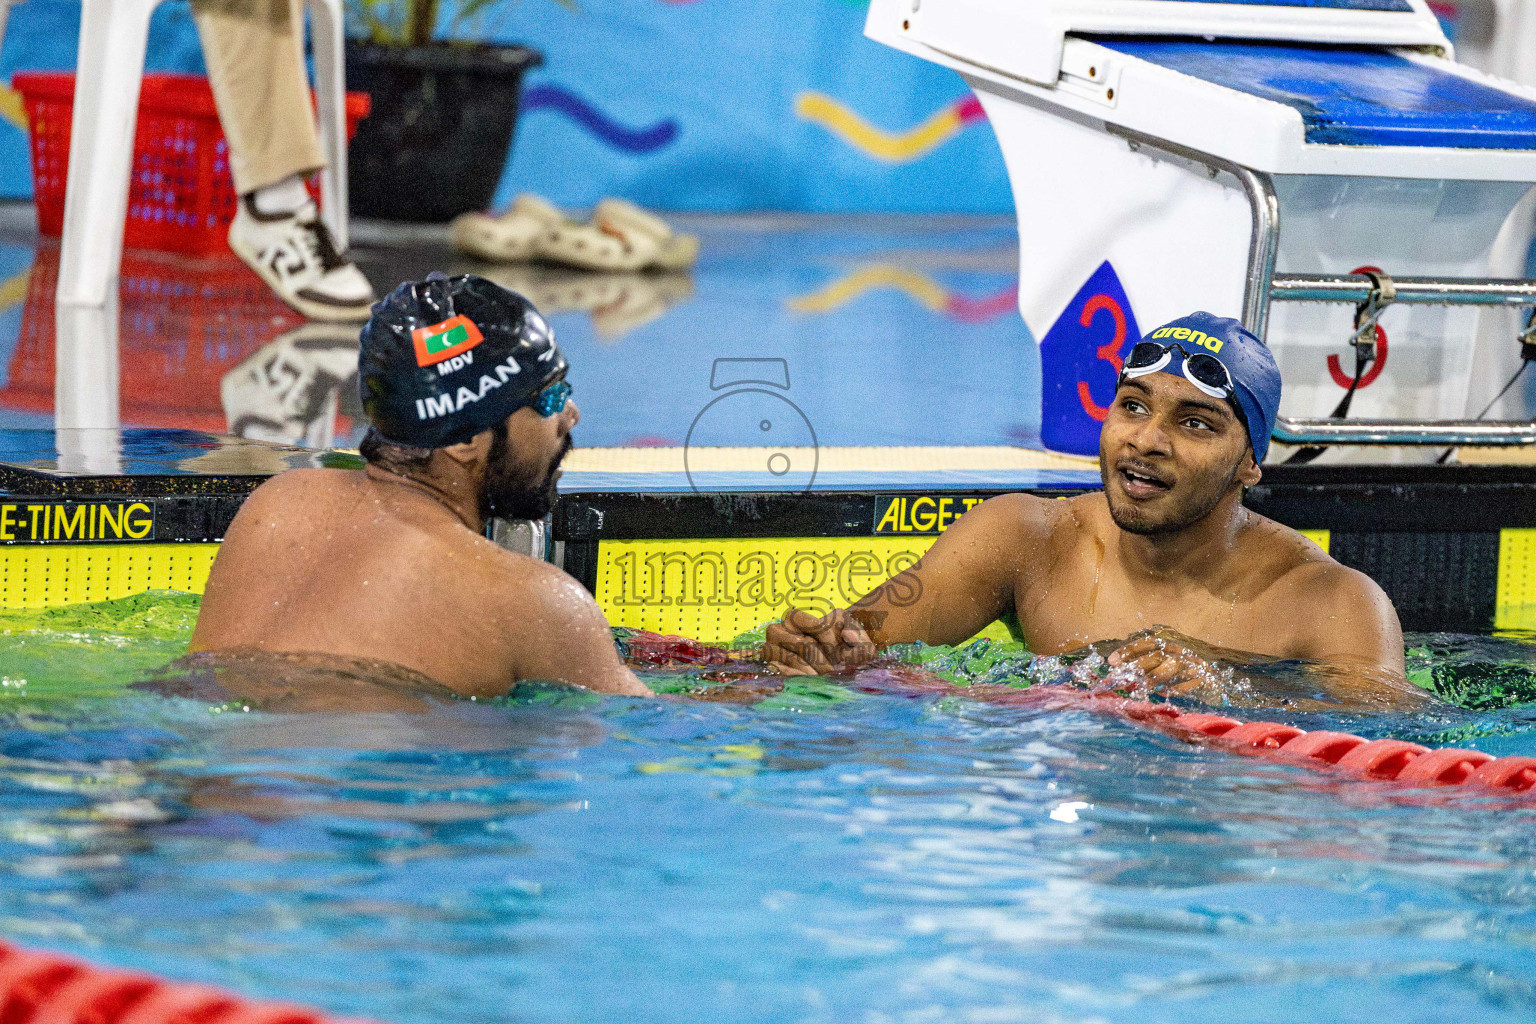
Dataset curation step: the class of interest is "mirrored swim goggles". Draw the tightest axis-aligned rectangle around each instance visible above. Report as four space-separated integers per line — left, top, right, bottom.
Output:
1119 342 1237 405
529 379 572 418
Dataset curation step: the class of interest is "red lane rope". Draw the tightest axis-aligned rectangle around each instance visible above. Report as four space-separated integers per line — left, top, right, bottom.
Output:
0 941 379 1024
617 631 1536 797
1031 687 1536 795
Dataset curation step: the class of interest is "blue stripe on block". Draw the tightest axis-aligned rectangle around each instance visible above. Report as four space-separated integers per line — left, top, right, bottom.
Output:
1100 39 1536 150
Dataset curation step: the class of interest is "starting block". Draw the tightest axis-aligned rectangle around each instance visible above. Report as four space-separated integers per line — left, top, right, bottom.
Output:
869 0 1536 458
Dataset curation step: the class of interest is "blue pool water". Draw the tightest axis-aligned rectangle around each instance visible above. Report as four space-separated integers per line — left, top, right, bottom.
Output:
2 596 1536 1023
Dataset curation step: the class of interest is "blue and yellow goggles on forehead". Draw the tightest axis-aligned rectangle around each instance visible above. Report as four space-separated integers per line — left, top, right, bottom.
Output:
1128 312 1281 463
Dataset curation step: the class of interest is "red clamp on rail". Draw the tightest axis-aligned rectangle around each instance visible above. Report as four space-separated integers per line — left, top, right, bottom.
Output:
0 941 379 1024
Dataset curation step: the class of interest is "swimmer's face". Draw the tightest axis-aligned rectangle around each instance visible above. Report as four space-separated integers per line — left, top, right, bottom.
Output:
1098 372 1259 536
479 389 580 522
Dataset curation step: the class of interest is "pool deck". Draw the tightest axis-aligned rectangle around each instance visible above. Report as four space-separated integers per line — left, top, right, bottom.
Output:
4 202 1534 497
6 201 1536 633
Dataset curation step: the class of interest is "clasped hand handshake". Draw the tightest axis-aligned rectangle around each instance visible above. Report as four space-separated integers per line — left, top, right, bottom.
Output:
763 609 879 676
763 608 1218 696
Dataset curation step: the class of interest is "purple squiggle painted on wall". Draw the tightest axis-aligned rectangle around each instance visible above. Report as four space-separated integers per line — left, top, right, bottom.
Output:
521 84 680 153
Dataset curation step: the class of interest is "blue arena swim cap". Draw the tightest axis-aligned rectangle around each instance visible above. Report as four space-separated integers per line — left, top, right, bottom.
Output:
1135 312 1282 464
359 274 568 448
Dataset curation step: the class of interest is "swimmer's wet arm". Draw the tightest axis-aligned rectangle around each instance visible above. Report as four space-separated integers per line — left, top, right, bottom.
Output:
764 495 1045 674
852 493 1043 648
513 567 652 696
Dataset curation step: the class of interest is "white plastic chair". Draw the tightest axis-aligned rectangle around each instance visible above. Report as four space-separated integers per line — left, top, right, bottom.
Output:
55 0 350 313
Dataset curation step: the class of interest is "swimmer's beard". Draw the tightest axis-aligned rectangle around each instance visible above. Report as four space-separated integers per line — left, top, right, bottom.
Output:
480 430 573 523
1101 455 1239 536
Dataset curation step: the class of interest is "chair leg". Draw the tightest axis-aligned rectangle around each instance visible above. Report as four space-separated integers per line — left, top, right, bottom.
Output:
55 0 158 309
0 2 16 48
308 0 349 250
55 300 121 433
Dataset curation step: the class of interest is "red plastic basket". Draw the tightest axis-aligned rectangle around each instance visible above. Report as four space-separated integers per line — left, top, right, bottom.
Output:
8 241 317 432
13 72 370 256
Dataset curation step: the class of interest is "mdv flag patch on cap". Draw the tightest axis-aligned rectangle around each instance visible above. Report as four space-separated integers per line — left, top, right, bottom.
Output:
412 315 485 368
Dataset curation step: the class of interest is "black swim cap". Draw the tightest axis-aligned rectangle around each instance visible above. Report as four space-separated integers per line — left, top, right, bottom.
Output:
359 274 568 448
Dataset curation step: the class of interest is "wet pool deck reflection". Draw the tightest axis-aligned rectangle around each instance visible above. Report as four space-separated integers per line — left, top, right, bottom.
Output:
1 206 1091 491
3 204 1534 494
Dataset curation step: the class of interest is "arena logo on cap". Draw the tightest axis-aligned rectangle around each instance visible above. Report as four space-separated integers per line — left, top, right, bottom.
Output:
412 315 485 369
1148 325 1223 353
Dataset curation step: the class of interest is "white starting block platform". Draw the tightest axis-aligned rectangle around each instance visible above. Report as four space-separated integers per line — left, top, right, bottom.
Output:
869 0 1536 459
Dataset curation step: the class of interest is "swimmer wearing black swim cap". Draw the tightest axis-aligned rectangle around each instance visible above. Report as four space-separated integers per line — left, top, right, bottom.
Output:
766 312 1427 712
191 274 650 699
358 273 575 522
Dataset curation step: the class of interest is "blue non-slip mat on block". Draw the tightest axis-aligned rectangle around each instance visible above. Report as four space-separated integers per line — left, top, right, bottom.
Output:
1146 0 1411 9
1100 38 1536 149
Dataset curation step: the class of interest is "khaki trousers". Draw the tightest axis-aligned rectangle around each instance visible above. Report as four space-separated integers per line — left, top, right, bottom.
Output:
191 0 324 195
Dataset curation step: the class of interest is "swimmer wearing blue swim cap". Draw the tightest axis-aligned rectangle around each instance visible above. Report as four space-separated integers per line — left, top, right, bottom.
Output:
767 311 1425 711
191 273 651 699
1105 311 1280 532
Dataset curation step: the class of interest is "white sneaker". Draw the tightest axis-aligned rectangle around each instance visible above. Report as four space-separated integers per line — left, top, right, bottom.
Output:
221 323 360 448
229 196 376 322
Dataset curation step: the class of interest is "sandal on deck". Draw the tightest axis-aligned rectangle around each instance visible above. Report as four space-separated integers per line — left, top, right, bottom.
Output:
594 198 699 272
448 194 563 263
450 194 700 273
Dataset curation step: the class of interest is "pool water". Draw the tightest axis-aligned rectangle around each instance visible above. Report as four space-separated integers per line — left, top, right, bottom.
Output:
2 594 1536 1024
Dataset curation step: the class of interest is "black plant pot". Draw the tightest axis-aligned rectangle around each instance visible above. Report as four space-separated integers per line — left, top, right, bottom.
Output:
345 41 542 222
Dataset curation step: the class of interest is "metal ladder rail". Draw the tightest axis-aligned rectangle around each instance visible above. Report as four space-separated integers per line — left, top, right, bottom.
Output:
1108 125 1536 448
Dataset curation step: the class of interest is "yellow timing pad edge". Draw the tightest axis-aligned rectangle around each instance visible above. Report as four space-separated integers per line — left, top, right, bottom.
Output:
595 531 1332 646
0 544 220 608
0 532 1331 634
1497 528 1536 630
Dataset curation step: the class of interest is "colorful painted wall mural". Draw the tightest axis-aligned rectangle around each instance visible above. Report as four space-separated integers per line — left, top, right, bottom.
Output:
0 0 1015 213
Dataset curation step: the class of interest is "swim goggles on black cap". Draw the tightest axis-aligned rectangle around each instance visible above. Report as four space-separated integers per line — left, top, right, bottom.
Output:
1119 341 1238 407
529 378 572 418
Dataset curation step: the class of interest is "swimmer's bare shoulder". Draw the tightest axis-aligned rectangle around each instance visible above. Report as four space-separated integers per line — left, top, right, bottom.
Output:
1244 514 1405 674
471 541 652 697
959 490 1094 565
216 467 355 545
197 469 650 697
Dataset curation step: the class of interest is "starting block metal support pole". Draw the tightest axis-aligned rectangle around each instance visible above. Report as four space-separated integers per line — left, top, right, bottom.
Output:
1110 126 1536 449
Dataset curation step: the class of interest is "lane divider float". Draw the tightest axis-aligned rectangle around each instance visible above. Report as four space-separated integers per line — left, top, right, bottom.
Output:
0 940 378 1024
1052 689 1536 793
618 630 1536 796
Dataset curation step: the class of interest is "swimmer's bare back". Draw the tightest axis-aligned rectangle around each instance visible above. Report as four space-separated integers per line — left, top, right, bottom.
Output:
190 468 650 697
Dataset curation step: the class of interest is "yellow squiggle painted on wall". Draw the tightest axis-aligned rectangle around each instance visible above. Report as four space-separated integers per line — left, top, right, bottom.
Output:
788 264 948 314
794 91 965 163
0 269 31 312
0 86 28 131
